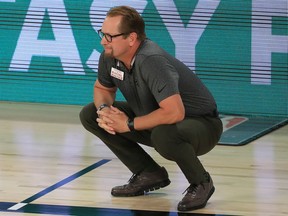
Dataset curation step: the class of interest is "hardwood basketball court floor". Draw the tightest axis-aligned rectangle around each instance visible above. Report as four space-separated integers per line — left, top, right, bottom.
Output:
0 102 287 216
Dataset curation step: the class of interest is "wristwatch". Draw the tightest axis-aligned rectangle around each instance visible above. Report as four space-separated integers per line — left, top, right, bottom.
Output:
97 104 109 112
127 118 135 131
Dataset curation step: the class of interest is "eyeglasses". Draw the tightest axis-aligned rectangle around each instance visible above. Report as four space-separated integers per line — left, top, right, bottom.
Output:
97 29 127 42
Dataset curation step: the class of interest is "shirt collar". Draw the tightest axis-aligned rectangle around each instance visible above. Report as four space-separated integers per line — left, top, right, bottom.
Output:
116 39 146 70
116 55 136 70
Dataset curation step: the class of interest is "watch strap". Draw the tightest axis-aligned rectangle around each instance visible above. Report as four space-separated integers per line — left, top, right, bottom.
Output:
97 104 109 112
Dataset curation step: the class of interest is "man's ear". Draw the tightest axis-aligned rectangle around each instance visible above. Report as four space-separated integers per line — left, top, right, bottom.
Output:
129 32 138 46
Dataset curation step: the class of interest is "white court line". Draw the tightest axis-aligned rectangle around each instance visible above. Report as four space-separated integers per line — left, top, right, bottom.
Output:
8 203 28 211
0 0 16 2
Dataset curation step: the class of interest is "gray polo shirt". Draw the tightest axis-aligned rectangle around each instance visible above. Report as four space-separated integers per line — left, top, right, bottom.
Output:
98 39 218 117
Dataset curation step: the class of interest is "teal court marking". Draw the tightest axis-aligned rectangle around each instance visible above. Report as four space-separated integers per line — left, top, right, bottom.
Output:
7 159 111 211
219 115 287 146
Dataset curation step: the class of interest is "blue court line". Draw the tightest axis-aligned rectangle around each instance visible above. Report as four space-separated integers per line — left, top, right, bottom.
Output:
0 201 234 216
8 159 110 210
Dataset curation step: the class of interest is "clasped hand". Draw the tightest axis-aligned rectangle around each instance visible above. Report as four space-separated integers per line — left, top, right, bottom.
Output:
96 106 129 135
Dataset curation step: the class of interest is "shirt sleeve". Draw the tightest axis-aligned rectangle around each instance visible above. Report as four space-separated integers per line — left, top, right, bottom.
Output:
140 55 179 103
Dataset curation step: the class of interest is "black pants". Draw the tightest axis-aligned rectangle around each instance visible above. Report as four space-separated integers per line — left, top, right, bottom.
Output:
79 102 223 185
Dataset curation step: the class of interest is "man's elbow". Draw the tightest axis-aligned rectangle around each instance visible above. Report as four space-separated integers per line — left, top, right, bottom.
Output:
170 108 185 123
176 110 185 122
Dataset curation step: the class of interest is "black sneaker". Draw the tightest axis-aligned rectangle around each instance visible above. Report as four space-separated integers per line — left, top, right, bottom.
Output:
111 167 171 197
177 173 215 211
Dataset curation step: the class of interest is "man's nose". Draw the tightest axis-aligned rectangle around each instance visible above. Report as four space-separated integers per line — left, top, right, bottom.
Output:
100 37 107 45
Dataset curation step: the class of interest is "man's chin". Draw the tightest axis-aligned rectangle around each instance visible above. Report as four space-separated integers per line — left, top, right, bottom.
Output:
104 51 113 57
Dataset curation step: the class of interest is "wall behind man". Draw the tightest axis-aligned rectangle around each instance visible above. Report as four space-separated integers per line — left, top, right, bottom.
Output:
0 0 287 117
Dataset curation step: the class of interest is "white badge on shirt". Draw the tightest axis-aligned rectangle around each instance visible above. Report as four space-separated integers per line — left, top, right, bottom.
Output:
111 67 124 80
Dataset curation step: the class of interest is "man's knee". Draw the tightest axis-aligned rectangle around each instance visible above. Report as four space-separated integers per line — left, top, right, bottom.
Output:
79 103 97 131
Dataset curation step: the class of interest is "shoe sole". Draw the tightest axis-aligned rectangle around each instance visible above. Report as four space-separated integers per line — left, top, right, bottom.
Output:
177 186 215 211
111 179 171 197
